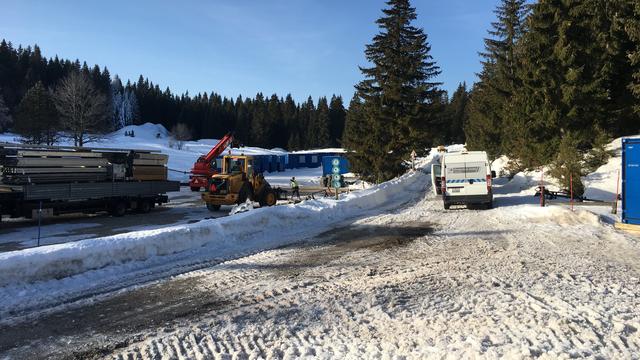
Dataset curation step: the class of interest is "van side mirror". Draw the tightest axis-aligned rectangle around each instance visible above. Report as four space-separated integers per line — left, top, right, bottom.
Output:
491 170 497 179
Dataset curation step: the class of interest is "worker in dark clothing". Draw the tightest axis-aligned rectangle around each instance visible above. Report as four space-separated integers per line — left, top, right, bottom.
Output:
290 177 300 200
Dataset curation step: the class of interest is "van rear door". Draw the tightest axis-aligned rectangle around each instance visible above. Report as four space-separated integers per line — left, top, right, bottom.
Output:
445 160 487 196
462 161 488 196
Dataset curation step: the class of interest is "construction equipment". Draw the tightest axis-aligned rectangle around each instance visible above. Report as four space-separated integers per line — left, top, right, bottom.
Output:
202 155 281 211
189 132 234 191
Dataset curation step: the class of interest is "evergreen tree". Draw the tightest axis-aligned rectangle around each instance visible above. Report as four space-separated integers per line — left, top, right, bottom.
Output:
283 94 298 149
505 0 638 172
235 96 251 145
342 94 373 178
312 97 331 148
628 0 640 114
300 96 315 149
328 95 346 147
465 0 528 162
0 92 12 131
14 82 59 145
267 94 284 148
347 0 442 182
250 93 269 147
446 82 468 144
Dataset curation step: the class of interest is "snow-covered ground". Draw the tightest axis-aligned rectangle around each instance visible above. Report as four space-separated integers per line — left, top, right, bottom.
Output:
0 156 427 322
1 137 639 359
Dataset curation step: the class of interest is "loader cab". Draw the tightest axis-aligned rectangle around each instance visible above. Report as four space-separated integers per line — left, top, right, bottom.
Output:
222 156 254 178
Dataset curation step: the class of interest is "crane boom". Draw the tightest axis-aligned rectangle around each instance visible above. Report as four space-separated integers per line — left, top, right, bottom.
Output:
202 132 234 163
189 132 234 191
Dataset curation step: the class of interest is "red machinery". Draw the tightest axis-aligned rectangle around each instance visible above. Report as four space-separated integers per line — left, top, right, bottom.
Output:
189 132 234 191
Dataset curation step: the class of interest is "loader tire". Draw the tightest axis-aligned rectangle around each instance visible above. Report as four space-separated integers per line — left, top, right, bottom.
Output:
206 203 221 211
260 189 277 207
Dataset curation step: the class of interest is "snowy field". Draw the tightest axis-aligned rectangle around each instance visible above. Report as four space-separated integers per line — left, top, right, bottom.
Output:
0 138 639 358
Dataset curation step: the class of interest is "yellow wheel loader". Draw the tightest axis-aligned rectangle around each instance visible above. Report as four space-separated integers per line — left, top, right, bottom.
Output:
202 155 279 211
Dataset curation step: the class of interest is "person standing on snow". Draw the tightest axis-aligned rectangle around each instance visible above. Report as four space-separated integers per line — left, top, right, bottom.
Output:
290 177 300 200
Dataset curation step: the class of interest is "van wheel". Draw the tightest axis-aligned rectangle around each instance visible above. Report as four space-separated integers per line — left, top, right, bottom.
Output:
486 202 493 210
444 202 450 210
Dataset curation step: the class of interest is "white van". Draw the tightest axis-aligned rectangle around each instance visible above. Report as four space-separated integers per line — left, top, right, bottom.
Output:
436 151 495 210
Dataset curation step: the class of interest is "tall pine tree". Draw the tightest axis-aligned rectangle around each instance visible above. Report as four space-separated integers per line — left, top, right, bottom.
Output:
347 0 442 182
328 95 346 147
465 0 528 162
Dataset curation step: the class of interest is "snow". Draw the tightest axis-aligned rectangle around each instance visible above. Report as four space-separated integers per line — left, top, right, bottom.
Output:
0 161 426 320
30 151 639 360
2 138 640 359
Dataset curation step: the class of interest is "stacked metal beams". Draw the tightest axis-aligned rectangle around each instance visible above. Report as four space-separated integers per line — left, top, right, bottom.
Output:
0 143 168 184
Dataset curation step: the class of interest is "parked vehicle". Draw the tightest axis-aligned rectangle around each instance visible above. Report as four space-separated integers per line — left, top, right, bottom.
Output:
431 163 442 195
0 142 180 220
201 155 281 211
438 151 495 210
189 132 234 191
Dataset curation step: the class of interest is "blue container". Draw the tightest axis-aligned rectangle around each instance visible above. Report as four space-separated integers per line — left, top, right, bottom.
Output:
306 153 322 168
278 156 286 172
270 155 279 173
322 156 350 176
254 155 266 173
623 138 640 225
294 154 306 169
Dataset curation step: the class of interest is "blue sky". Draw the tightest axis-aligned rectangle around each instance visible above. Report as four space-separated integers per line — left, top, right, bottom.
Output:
2 0 499 102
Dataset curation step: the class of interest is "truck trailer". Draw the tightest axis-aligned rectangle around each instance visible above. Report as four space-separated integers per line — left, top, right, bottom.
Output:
0 142 180 220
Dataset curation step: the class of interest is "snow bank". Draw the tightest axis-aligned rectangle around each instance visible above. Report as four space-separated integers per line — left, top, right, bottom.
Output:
0 167 426 288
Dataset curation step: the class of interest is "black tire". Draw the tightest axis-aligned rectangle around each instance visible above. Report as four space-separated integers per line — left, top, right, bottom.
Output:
111 201 127 217
237 184 250 204
486 201 494 210
206 203 221 211
444 202 451 210
260 189 277 207
190 186 200 192
138 199 151 213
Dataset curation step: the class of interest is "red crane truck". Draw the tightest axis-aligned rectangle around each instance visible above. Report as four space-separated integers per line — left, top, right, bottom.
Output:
189 132 234 191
